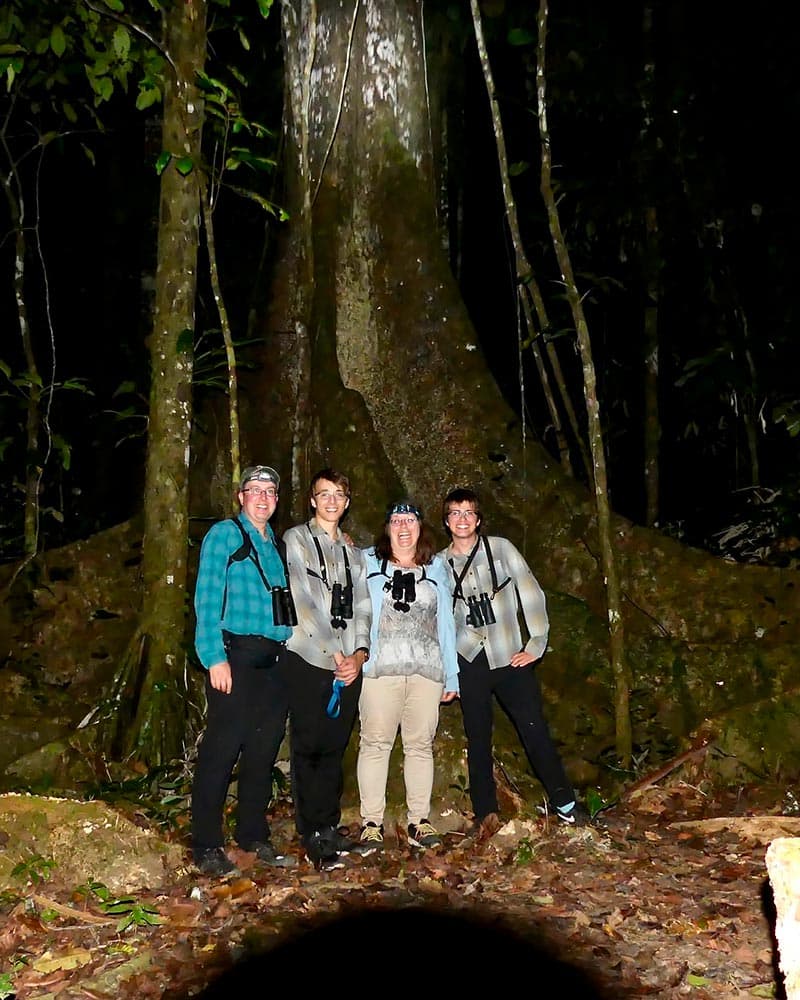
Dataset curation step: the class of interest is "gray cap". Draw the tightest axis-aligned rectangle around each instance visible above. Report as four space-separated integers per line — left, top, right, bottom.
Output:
240 465 280 490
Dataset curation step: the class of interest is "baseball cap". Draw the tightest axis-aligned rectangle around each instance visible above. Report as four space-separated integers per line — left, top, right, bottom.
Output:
240 465 280 490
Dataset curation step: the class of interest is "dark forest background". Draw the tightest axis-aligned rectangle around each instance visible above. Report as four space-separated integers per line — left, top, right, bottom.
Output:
2 0 799 563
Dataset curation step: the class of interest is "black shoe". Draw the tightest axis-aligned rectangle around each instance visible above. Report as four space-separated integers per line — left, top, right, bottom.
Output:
193 847 239 877
304 830 345 871
555 802 592 827
319 825 357 854
239 840 298 868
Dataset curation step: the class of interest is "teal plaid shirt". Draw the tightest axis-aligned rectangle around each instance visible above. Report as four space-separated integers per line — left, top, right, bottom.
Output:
194 514 292 669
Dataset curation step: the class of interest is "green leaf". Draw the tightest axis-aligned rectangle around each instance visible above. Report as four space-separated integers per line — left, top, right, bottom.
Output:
80 143 96 167
0 359 11 379
50 25 67 58
102 0 125 11
508 27 535 46
112 25 130 61
176 328 194 354
155 150 172 175
237 27 250 51
256 0 274 16
175 156 194 175
686 973 712 987
62 100 78 124
136 86 160 110
113 380 137 396
509 161 530 177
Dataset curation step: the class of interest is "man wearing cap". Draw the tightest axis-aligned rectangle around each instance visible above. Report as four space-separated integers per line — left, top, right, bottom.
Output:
191 465 297 876
282 468 372 870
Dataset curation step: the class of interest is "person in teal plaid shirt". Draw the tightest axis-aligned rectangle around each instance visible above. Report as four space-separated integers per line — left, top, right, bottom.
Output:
191 465 297 876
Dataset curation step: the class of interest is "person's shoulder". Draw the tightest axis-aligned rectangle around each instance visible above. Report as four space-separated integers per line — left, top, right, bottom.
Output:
282 523 305 543
204 517 240 542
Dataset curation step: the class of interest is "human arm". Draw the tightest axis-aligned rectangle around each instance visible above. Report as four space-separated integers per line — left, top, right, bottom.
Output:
333 647 368 686
502 539 549 663
194 522 236 670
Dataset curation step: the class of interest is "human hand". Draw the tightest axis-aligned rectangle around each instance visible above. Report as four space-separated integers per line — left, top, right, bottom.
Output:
209 661 233 693
334 650 362 686
440 690 458 704
341 531 355 547
509 651 536 668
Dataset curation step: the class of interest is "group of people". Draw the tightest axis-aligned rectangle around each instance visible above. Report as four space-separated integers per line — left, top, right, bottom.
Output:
191 464 586 876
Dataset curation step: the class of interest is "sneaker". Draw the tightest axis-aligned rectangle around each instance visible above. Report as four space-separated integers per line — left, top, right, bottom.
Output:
319 825 357 855
304 830 345 871
239 840 298 868
407 819 442 849
353 822 384 856
555 802 591 827
193 847 239 877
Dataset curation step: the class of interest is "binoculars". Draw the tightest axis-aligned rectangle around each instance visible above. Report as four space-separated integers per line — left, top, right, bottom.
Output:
465 592 496 628
385 570 415 613
272 586 298 627
330 582 354 630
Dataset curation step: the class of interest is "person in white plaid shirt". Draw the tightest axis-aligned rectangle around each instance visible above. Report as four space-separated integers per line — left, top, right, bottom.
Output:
440 488 589 828
282 468 372 870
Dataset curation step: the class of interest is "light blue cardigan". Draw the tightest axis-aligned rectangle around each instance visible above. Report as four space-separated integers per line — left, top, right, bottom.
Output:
362 549 460 693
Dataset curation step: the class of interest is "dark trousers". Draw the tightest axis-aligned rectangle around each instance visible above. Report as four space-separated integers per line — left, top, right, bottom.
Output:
191 635 289 851
282 650 362 839
458 650 573 820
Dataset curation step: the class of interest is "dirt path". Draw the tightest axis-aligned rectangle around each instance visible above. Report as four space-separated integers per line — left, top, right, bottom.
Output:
1 785 789 999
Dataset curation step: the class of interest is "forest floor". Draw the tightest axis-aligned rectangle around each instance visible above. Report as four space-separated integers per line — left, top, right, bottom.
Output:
1 777 796 1000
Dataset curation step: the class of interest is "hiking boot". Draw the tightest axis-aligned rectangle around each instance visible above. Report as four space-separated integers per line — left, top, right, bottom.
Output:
555 802 591 827
193 847 239 877
304 830 345 871
353 822 384 856
407 819 442 849
239 840 297 868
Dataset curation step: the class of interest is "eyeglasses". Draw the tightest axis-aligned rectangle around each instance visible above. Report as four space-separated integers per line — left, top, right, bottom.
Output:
243 487 278 498
314 491 348 502
389 516 419 526
446 510 478 521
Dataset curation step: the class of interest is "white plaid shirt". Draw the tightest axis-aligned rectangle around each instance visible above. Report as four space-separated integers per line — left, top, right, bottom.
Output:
439 535 549 668
284 520 371 670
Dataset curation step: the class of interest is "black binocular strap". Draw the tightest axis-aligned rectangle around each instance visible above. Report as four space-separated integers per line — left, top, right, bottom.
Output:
449 536 510 614
221 517 290 618
310 531 352 593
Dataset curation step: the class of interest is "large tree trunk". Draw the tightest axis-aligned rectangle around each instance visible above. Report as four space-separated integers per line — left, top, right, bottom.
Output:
249 0 800 795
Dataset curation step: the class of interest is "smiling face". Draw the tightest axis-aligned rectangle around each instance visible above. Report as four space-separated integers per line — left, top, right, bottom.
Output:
310 477 350 528
445 502 481 546
388 514 421 563
238 481 279 531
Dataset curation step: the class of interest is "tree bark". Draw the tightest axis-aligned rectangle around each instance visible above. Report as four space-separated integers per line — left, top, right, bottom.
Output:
241 0 800 795
105 0 207 765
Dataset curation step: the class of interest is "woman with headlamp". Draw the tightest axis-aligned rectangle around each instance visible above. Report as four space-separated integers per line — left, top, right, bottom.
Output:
356 501 459 855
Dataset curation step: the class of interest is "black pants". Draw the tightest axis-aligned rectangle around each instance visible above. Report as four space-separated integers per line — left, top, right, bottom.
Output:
282 650 362 838
191 634 288 851
458 650 573 820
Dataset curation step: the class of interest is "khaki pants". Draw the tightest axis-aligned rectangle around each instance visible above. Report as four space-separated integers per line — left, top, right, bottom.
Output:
357 674 444 826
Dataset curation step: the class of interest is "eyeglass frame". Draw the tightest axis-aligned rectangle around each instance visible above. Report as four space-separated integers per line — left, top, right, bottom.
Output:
389 515 419 526
242 487 279 498
445 509 479 521
314 490 349 502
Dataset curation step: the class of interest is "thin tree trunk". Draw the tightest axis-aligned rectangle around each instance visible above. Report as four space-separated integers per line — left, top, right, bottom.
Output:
200 177 241 510
535 0 632 764
469 0 591 480
104 0 207 765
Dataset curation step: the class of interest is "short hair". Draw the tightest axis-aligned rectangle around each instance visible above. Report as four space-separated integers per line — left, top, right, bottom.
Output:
308 468 351 507
441 487 483 536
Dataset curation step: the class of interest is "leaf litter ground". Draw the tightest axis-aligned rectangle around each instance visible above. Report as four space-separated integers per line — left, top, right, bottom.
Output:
1 780 792 999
